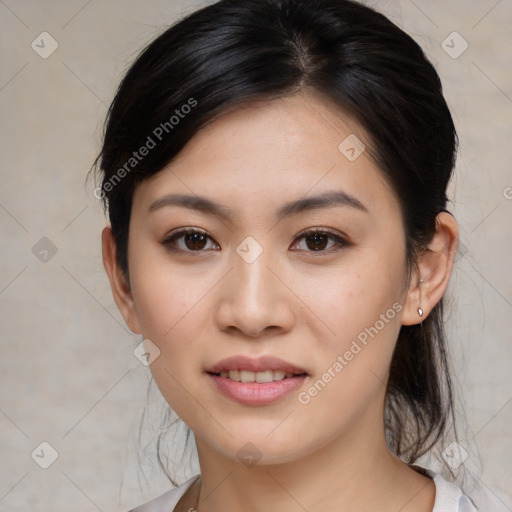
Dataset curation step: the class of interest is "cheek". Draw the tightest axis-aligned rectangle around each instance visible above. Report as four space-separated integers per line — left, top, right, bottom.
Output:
129 262 211 424
300 257 403 343
295 249 405 394
293 271 403 440
128 241 211 340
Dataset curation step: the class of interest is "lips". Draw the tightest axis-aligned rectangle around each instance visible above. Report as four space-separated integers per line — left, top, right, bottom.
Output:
206 355 308 376
208 372 307 405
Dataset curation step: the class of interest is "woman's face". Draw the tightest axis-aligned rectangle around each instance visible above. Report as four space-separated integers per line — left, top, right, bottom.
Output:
125 92 412 465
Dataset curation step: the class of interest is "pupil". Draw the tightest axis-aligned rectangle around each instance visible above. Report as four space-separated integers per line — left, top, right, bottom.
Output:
307 233 327 251
186 232 207 250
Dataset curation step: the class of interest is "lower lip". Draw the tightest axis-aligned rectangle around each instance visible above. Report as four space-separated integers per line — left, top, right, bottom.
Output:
207 373 307 406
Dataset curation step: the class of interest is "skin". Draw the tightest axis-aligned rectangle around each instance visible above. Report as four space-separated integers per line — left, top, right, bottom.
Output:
102 91 459 511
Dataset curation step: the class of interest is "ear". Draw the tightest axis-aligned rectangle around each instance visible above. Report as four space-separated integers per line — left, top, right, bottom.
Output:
401 212 459 326
101 226 141 334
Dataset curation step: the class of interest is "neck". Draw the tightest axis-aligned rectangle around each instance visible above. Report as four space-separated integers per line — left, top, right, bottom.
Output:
190 407 435 512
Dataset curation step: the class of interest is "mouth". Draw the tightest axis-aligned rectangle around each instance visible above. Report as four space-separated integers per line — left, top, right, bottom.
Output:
205 355 309 406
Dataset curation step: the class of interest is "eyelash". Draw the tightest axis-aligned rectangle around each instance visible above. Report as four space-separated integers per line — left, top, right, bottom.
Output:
161 227 351 255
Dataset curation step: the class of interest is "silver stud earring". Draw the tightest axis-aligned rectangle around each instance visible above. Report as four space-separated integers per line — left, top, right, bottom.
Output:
418 278 424 317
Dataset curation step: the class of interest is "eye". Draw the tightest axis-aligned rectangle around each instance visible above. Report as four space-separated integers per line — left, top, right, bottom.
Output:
290 228 351 254
161 228 219 252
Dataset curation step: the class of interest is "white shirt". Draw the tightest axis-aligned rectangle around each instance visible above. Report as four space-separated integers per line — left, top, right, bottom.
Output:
128 467 479 511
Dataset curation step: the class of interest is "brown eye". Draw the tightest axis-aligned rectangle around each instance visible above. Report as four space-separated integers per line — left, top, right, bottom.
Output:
291 229 351 254
161 229 219 252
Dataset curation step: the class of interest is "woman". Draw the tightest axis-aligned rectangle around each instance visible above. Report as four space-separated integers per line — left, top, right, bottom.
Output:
96 0 479 510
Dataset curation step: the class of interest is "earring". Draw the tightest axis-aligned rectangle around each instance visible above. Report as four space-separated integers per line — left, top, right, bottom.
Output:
418 278 424 317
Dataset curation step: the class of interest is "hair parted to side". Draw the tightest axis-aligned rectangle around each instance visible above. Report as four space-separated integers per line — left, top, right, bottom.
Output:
92 0 462 487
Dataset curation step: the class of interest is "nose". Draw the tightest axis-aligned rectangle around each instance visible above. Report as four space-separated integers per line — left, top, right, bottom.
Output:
214 246 295 338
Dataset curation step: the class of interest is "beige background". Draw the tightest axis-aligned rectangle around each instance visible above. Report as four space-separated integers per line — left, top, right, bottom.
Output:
0 0 511 510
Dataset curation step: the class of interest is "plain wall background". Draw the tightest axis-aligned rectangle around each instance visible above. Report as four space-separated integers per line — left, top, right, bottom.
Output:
1 0 511 510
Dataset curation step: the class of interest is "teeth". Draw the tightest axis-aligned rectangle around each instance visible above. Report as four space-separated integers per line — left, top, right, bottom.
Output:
227 369 241 381
218 369 291 382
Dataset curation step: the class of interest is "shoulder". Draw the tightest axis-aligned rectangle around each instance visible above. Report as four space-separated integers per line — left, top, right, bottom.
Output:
430 472 478 512
126 474 200 512
409 465 478 512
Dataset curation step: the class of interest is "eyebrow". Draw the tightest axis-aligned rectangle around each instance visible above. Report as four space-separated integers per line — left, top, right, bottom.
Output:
148 190 368 220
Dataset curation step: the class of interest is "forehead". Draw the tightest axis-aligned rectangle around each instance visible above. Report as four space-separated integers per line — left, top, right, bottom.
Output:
132 92 399 220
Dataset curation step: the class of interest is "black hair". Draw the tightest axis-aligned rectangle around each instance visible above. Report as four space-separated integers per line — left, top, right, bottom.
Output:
93 0 462 487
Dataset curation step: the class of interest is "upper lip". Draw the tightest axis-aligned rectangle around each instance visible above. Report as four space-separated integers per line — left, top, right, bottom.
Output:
206 355 308 375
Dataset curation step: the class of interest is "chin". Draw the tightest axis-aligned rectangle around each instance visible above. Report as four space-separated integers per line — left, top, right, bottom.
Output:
198 425 317 467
